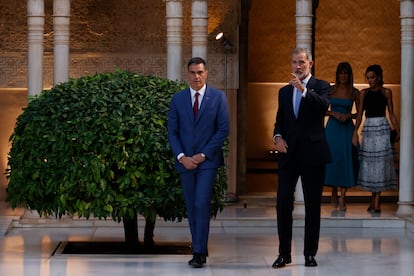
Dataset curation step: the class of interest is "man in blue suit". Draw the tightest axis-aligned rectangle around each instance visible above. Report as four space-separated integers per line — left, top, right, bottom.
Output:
168 57 230 268
272 48 331 268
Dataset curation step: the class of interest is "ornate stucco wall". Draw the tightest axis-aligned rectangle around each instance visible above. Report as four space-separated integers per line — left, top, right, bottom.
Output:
0 0 401 90
0 0 239 200
248 0 296 82
0 0 403 196
0 0 239 89
248 0 400 84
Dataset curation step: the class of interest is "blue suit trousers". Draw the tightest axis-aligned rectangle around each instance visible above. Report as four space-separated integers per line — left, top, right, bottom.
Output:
179 168 217 255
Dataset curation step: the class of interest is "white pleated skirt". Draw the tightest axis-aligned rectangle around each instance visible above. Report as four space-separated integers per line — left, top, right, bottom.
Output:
356 117 398 192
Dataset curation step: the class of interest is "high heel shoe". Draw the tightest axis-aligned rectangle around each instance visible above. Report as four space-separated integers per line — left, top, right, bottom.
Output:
338 197 346 211
368 208 381 213
367 206 381 213
331 195 339 208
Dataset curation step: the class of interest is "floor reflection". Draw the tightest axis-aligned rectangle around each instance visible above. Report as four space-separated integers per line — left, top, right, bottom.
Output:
0 202 413 276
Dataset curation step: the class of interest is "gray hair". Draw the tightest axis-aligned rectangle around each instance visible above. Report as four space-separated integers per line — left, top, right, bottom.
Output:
291 48 313 62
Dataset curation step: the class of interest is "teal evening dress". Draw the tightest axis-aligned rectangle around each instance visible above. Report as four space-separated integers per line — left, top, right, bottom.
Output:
324 98 357 188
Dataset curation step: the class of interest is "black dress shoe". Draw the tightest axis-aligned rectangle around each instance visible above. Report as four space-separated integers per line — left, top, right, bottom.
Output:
188 254 206 265
305 256 318 267
272 255 291 268
188 253 206 268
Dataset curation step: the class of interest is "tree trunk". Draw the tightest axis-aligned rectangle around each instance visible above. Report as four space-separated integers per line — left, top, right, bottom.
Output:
144 215 156 249
122 212 139 248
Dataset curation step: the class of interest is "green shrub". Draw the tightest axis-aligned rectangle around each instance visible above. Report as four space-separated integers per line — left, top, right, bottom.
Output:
6 70 227 241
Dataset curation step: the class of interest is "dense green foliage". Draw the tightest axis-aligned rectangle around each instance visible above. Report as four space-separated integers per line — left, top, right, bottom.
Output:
6 70 227 223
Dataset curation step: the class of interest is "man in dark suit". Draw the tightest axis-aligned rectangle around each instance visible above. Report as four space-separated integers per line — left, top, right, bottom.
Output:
272 48 331 268
168 57 230 268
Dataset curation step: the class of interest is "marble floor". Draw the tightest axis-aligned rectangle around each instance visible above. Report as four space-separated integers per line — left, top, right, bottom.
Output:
1 199 414 276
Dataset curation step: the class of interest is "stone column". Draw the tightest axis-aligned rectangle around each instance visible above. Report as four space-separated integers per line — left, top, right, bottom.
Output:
396 0 414 217
27 0 44 96
191 0 208 60
296 0 313 48
166 0 184 81
53 0 71 85
293 0 313 217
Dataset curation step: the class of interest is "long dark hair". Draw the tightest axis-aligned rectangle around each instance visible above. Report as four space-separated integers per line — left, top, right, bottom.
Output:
335 62 354 87
365 64 384 86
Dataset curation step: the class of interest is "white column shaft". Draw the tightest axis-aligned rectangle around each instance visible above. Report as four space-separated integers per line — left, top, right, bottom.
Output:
53 0 71 85
296 0 313 49
166 0 184 81
294 0 313 215
191 0 208 60
396 0 414 217
27 0 44 96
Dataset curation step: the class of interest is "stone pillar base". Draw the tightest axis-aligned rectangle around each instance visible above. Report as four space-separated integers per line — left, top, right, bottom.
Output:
396 202 414 217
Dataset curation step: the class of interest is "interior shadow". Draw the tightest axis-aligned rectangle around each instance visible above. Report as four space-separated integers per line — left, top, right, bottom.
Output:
54 241 192 255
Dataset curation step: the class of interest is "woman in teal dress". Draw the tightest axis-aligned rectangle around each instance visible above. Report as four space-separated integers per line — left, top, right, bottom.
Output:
325 62 359 211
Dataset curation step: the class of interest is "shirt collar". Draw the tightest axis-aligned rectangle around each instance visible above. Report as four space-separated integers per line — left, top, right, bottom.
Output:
190 85 206 97
301 74 312 86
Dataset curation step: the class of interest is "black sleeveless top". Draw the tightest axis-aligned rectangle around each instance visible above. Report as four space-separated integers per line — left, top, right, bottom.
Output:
363 89 387 118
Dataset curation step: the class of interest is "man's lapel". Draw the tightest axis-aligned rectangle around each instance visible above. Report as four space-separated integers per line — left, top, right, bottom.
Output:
195 86 209 123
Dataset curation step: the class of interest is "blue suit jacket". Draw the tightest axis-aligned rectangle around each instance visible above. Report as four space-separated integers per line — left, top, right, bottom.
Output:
168 85 230 173
273 76 331 168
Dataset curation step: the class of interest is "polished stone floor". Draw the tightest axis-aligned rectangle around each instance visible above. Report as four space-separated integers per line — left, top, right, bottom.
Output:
1 199 414 276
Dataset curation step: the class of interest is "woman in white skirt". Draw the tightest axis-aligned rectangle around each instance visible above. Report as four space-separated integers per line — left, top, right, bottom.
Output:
352 64 399 213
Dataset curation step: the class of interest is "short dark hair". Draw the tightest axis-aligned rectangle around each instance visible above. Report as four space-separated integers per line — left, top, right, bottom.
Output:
187 57 207 69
